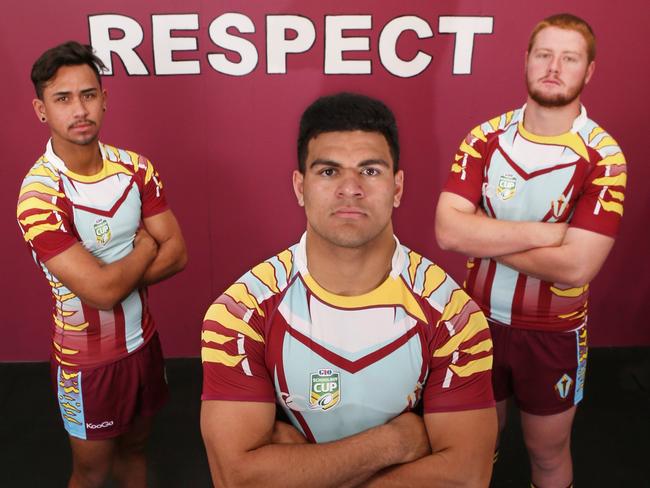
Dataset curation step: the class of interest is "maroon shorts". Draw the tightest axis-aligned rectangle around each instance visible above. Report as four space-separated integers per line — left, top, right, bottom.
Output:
490 321 587 415
50 333 168 440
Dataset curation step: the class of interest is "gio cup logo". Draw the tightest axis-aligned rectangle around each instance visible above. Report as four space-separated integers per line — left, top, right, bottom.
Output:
309 369 341 411
93 218 111 246
496 174 517 201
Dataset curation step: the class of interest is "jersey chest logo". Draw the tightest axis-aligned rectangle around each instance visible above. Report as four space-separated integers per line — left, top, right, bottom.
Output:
496 174 517 201
309 369 340 411
93 218 112 246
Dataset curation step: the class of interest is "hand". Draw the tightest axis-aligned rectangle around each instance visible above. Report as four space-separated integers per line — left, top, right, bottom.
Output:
134 227 158 257
271 421 308 444
387 412 431 464
545 222 569 247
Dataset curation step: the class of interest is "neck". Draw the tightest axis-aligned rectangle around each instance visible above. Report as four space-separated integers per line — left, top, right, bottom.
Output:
305 226 396 296
51 136 103 176
522 97 581 136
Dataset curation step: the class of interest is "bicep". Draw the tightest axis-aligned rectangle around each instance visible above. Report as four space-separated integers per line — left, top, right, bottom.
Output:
424 408 496 477
436 191 478 217
201 400 276 484
142 209 184 246
44 243 104 294
563 227 615 280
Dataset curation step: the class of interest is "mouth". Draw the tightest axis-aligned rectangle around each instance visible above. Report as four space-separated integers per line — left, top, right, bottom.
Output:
69 121 95 131
332 207 367 219
540 77 562 86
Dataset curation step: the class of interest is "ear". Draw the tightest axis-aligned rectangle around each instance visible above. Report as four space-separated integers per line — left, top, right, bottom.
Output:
393 170 404 208
584 60 596 85
102 88 108 111
32 98 47 123
292 170 305 207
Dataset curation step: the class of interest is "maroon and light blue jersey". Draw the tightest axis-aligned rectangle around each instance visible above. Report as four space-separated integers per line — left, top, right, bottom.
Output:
17 140 168 368
444 106 626 332
202 235 494 443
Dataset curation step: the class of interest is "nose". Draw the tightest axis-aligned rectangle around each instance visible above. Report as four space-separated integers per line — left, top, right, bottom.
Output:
336 170 364 199
72 96 89 118
547 55 561 74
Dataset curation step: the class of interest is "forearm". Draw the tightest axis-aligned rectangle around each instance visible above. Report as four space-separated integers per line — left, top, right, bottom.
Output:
435 193 565 258
496 245 585 286
88 244 157 309
210 423 407 488
363 450 491 488
140 238 187 286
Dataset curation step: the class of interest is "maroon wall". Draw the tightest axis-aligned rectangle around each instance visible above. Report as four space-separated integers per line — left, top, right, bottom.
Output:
2 0 648 361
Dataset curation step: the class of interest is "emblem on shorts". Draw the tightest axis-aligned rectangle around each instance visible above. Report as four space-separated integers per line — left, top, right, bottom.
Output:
554 373 574 399
309 369 340 411
93 218 111 246
496 174 517 201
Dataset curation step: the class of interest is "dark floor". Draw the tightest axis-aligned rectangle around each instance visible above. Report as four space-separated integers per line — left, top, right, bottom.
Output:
1 347 648 487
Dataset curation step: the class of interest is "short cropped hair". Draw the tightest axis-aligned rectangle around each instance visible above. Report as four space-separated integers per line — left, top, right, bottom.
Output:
31 41 106 99
297 93 400 174
528 13 596 63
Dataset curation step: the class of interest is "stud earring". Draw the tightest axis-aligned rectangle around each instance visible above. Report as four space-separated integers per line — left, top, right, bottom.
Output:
41 116 46 122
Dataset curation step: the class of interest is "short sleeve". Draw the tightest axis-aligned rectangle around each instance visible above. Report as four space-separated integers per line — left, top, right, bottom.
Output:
141 158 169 218
570 147 626 238
442 126 489 206
17 177 78 263
422 288 495 413
201 285 275 402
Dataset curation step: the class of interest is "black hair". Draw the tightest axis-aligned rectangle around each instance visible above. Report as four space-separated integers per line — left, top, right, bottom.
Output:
31 41 106 99
297 92 400 173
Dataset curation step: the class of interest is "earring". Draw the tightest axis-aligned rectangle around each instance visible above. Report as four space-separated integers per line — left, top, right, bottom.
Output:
41 116 46 122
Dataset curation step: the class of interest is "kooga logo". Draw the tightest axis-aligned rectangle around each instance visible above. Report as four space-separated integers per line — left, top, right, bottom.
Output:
86 420 114 429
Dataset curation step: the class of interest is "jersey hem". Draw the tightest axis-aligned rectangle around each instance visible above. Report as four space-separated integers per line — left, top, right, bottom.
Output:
200 394 276 402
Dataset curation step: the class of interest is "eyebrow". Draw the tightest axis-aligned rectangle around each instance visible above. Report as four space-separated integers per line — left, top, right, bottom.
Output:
50 87 98 97
309 158 391 169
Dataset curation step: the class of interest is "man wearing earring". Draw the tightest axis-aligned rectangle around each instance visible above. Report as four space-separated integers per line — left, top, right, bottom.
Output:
17 41 187 488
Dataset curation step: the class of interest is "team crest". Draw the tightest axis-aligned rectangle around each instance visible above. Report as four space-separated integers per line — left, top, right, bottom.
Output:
496 174 517 201
309 369 340 411
554 373 574 399
93 218 112 246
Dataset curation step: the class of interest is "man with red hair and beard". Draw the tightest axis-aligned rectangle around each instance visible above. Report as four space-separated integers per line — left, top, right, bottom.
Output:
435 13 627 488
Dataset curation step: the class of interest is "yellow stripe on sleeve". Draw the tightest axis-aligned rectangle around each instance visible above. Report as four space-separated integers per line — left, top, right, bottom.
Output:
224 283 265 318
462 338 493 356
597 153 626 167
20 212 53 226
19 182 64 199
201 330 234 345
407 252 422 286
204 303 264 343
17 197 63 218
470 125 487 142
422 265 446 298
607 189 625 202
23 221 63 241
592 173 627 187
450 355 493 377
588 126 605 142
439 289 471 323
598 198 624 216
434 312 487 357
277 249 293 279
459 140 481 159
594 136 618 150
251 262 280 294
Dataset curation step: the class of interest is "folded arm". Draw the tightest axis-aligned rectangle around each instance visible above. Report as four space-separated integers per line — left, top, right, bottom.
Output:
44 228 157 310
363 407 497 488
495 227 615 287
200 401 430 488
435 192 567 258
140 209 188 286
